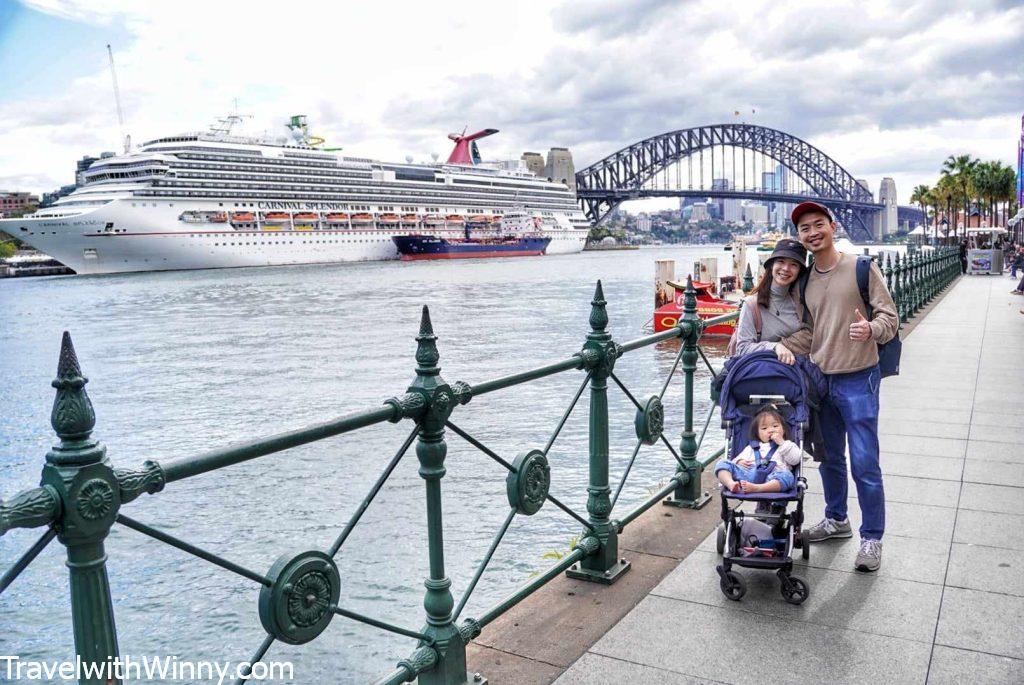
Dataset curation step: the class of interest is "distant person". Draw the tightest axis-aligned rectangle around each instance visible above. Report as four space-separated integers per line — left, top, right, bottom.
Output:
959 239 968 274
784 202 898 573
1011 248 1023 280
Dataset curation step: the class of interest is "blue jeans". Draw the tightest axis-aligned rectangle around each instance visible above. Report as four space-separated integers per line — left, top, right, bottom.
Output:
714 460 796 490
819 365 885 540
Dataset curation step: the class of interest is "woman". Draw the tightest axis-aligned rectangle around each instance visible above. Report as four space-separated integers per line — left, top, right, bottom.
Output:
733 238 810 364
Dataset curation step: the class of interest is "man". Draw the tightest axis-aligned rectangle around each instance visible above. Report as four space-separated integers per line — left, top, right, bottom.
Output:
783 202 899 572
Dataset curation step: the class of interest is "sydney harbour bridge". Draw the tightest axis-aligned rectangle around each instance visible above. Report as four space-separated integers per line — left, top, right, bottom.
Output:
574 123 924 242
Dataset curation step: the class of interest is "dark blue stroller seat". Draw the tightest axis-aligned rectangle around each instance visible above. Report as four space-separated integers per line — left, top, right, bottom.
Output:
714 350 810 605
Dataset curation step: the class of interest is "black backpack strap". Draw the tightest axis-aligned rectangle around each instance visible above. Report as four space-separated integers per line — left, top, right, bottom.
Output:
856 255 873 318
797 271 811 324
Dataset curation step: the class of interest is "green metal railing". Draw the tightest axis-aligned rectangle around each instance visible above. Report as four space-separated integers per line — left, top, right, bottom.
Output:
0 246 960 685
0 278 732 685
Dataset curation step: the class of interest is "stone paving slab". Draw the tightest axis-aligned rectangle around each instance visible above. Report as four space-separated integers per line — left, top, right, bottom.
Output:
965 438 1024 461
957 482 1024 515
926 645 1024 685
935 587 1024 658
803 470 961 507
583 596 933 685
653 550 943 643
552 277 1024 685
945 543 1024 596
552 653 711 685
963 458 1024 486
953 508 1024 548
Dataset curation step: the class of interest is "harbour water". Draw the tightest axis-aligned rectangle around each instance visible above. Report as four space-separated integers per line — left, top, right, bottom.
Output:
0 246 735 683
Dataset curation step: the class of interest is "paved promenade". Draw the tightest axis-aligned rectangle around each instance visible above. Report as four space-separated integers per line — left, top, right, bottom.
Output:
554 275 1024 684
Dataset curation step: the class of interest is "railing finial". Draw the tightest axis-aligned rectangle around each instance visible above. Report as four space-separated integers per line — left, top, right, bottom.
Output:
415 306 440 375
50 331 96 444
589 280 608 335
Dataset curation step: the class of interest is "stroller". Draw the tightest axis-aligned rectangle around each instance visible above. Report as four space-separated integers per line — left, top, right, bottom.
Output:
713 350 810 605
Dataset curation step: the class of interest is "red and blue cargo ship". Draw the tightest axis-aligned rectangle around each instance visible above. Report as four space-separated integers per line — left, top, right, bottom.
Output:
392 234 551 260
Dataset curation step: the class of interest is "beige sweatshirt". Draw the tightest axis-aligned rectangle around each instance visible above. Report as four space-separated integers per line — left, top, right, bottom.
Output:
782 252 898 374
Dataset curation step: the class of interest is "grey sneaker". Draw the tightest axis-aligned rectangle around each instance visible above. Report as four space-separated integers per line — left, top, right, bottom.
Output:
855 538 883 572
803 517 853 542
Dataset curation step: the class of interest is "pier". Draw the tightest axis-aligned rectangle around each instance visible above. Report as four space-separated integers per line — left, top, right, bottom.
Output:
3 248 1021 684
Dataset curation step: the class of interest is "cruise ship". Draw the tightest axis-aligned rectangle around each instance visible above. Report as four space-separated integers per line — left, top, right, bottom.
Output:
2 116 590 274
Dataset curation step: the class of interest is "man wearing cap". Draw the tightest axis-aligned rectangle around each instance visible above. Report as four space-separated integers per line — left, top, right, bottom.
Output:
785 202 898 572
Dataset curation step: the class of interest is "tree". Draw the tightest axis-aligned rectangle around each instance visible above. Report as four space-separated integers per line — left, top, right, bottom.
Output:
941 154 979 237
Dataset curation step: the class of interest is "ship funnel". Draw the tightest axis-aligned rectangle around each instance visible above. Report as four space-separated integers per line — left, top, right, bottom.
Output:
445 128 499 165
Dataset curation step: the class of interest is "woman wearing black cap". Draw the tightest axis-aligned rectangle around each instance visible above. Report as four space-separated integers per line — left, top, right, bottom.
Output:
732 238 811 363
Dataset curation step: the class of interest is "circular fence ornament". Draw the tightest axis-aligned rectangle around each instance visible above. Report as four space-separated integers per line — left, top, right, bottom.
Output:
259 550 340 645
506 450 550 515
634 396 665 445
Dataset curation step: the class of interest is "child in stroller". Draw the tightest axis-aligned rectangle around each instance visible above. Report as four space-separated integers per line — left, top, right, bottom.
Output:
714 406 803 494
713 350 811 605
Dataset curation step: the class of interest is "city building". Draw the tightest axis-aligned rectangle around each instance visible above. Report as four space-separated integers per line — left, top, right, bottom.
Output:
542 148 576 190
690 202 709 222
742 202 769 225
521 152 545 177
874 177 897 238
636 212 652 232
0 191 39 217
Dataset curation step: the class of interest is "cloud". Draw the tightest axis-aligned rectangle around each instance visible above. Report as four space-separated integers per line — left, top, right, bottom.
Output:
0 0 1019 202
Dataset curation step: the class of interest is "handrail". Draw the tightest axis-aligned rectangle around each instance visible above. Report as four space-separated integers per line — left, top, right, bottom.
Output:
0 247 961 685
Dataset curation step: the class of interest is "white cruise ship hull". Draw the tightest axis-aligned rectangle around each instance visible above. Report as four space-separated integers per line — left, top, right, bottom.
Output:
5 201 588 275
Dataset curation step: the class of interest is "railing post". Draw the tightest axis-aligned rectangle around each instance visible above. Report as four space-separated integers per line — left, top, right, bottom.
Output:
665 277 711 510
406 307 474 685
894 254 906 323
41 333 122 685
885 254 894 309
913 252 923 313
567 281 630 584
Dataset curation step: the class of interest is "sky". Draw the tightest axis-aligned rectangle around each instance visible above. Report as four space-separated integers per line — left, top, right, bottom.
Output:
0 0 1021 210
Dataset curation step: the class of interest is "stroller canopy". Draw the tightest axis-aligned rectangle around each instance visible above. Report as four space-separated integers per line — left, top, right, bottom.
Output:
719 350 809 428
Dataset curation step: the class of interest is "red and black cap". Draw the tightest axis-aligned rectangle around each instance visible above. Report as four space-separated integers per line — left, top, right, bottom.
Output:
791 201 834 226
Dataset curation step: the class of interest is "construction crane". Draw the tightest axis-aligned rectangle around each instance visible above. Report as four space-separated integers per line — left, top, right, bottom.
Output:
106 44 130 153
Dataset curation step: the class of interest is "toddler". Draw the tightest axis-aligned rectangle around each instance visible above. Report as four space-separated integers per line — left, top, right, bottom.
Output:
715 406 805 493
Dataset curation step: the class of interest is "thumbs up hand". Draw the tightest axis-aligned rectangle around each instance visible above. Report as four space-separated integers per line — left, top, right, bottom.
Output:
849 308 873 342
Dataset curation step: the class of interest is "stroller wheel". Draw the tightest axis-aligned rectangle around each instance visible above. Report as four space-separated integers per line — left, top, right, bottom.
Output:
781 576 809 605
716 524 726 555
720 570 746 601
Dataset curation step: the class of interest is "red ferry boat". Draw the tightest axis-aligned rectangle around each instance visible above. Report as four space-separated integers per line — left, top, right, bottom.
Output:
653 279 739 335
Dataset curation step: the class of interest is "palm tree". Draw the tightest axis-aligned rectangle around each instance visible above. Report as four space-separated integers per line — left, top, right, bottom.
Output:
942 154 979 237
935 175 956 242
910 184 931 242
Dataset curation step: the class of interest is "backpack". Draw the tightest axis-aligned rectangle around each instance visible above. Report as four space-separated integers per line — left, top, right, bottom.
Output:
798 255 901 378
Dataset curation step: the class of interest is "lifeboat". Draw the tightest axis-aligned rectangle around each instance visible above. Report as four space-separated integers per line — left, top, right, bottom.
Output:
325 213 349 223
424 215 445 225
230 212 255 223
446 214 465 224
293 212 318 222
652 279 739 336
351 213 374 224
210 212 228 223
401 214 419 223
178 212 205 223
264 212 290 222
468 214 489 223
379 213 400 223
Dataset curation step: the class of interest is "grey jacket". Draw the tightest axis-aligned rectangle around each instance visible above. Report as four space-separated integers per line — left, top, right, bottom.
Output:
733 287 807 357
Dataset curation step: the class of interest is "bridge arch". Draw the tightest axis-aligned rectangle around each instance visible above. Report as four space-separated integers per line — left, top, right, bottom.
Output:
575 123 878 239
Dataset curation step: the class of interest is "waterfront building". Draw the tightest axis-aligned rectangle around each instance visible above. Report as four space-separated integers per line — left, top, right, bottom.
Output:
741 202 769 226
0 191 39 217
